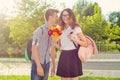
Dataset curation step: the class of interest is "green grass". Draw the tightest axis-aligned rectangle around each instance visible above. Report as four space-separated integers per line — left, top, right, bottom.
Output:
0 75 29 80
80 76 120 80
0 76 120 80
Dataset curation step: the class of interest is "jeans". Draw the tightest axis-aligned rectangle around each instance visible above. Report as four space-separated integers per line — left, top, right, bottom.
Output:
31 60 50 80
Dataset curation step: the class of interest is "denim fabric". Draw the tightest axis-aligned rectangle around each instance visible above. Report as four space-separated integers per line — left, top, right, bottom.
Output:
31 60 50 80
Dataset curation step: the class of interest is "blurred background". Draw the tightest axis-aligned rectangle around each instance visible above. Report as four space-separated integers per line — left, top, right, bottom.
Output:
0 0 120 79
0 0 120 57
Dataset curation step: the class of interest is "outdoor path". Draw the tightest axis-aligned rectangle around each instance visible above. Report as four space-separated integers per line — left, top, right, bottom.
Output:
0 53 120 78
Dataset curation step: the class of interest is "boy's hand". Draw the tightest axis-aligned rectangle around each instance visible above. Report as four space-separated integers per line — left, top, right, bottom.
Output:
37 66 44 77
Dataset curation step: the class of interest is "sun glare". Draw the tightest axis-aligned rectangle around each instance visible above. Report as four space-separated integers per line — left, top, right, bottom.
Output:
0 0 15 14
0 0 120 17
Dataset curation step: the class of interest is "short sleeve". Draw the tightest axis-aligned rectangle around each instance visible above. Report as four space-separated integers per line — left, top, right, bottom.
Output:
74 27 82 34
32 27 42 46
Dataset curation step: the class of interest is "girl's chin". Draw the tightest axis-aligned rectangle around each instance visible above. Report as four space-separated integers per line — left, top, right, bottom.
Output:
63 21 68 24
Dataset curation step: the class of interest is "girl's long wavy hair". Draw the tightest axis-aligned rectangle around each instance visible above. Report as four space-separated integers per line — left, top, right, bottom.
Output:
59 8 80 30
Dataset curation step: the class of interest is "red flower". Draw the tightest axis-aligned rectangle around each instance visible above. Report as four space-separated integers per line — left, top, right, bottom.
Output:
48 25 62 38
48 29 53 36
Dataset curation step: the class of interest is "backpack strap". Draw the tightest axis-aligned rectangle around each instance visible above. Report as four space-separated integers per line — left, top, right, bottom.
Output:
70 32 80 49
41 27 44 35
72 41 80 50
38 27 44 43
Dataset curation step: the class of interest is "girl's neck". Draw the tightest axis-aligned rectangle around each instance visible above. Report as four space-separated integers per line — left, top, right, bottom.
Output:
65 24 70 29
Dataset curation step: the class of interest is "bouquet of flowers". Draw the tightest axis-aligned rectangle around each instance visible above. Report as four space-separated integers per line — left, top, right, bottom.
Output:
48 25 62 40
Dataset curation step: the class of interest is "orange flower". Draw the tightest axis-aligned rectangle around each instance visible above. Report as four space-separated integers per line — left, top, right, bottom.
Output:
48 25 62 39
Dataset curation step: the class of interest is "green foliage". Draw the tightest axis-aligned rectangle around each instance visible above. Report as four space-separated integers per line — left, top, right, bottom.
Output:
73 0 88 18
7 0 52 48
103 23 120 52
0 13 12 55
80 76 120 80
73 1 120 52
74 1 105 41
8 16 35 48
0 76 120 80
81 7 106 41
81 3 94 16
0 75 29 80
0 0 56 57
73 1 100 17
109 11 120 26
0 0 120 57
104 23 120 40
7 47 13 57
94 3 101 15
97 40 119 52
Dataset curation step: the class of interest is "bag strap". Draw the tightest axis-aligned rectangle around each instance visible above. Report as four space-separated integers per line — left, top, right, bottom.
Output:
38 27 44 43
70 32 79 49
41 27 43 35
72 41 79 49
44 36 50 60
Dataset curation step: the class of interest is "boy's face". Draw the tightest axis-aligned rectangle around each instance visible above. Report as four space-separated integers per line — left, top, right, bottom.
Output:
50 12 58 25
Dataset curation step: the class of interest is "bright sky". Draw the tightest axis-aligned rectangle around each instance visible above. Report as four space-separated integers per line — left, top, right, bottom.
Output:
91 0 120 15
0 0 16 17
0 0 120 17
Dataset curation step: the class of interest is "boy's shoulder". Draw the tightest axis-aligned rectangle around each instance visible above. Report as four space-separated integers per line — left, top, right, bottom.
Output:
34 25 45 33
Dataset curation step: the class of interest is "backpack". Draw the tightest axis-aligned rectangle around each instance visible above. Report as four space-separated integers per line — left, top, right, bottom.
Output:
72 35 98 63
78 36 98 62
25 27 44 61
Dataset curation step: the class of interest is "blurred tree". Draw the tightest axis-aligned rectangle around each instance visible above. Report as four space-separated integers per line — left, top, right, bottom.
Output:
81 3 94 16
73 0 88 18
80 3 106 41
73 1 120 52
0 13 12 56
103 23 120 52
7 0 53 48
104 23 120 41
109 11 120 26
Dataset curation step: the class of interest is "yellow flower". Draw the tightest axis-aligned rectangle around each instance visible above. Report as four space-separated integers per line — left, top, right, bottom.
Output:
48 25 62 39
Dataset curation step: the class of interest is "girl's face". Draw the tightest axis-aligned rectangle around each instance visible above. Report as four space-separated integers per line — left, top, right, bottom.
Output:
62 11 70 25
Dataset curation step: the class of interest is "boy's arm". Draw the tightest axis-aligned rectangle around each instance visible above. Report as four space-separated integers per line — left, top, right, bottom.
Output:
32 27 44 76
32 45 44 76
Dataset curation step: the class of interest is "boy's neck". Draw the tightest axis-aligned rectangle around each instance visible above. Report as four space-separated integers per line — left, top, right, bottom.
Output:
47 21 54 28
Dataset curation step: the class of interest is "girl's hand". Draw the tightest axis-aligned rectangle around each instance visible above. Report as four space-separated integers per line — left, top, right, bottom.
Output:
68 34 76 41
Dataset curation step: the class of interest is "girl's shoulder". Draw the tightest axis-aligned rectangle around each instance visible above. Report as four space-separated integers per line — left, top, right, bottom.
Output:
74 26 82 33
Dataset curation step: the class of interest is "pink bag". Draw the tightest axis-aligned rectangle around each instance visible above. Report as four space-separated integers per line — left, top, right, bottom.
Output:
78 36 98 62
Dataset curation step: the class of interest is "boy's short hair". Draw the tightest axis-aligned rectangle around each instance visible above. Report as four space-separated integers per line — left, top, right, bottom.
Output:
45 9 59 21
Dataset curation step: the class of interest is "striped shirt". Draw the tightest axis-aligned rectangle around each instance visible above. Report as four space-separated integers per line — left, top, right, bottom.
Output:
31 24 51 64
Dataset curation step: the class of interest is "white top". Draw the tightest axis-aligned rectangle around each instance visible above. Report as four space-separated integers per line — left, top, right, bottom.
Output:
60 26 82 50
